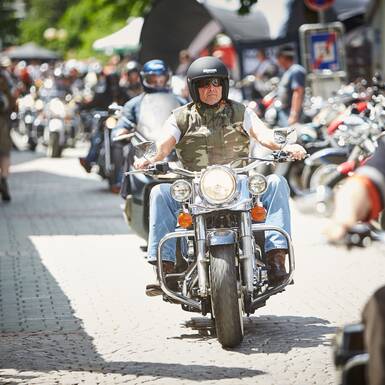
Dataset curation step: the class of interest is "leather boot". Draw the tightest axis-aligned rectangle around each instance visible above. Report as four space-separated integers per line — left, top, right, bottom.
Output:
0 177 11 202
145 261 175 297
266 248 288 285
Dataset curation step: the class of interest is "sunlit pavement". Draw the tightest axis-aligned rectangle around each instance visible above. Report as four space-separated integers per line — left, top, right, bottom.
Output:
1 146 384 385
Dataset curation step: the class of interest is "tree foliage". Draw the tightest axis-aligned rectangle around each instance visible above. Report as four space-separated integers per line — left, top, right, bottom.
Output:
0 0 20 49
19 0 151 58
17 0 256 58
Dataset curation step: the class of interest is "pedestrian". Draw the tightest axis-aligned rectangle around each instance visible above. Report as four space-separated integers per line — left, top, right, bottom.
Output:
276 45 306 127
0 70 14 202
253 49 279 98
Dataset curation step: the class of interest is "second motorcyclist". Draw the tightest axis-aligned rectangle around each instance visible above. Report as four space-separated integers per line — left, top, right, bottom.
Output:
134 56 307 296
113 59 186 196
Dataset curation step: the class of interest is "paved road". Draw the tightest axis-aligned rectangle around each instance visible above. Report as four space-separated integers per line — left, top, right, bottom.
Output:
1 147 384 385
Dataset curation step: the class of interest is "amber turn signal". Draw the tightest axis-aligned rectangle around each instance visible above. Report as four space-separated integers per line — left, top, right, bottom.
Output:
178 212 193 228
250 205 266 222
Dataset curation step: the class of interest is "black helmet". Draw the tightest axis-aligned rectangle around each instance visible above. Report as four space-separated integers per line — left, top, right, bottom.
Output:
186 56 229 103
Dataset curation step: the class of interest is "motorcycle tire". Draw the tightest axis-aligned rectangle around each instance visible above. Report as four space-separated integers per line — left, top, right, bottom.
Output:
301 150 347 191
27 137 37 151
47 132 62 158
209 244 243 348
286 162 307 197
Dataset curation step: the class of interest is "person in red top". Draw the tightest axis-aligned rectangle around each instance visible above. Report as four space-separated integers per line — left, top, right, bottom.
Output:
326 135 385 385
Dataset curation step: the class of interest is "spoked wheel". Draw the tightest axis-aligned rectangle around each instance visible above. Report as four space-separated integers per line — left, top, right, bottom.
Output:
210 244 243 348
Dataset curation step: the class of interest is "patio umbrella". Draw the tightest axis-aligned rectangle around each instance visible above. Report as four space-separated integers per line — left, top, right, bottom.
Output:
93 17 144 54
6 43 60 61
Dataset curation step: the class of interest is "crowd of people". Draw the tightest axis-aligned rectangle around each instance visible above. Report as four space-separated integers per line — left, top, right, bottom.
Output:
0 40 385 382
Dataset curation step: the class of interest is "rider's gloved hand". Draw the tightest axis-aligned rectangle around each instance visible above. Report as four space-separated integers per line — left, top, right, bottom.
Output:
284 144 307 160
134 157 152 170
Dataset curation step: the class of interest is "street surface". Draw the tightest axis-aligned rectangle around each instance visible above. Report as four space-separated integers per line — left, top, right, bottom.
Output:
1 146 385 385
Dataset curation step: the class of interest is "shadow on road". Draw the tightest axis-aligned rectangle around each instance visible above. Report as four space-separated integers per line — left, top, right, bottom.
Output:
179 314 336 354
0 153 264 382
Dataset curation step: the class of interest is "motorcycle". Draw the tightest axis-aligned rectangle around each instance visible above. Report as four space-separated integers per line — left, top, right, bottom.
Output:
120 92 184 236
14 91 45 151
127 143 296 348
95 106 124 189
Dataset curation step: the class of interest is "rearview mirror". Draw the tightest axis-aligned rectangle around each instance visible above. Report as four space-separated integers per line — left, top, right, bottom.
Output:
133 140 157 159
273 126 297 145
108 102 123 112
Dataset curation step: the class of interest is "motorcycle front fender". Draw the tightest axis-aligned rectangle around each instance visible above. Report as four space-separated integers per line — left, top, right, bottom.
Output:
208 229 236 246
305 147 348 167
48 118 64 133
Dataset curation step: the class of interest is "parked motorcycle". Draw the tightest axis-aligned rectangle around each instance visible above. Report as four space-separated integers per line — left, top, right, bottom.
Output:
127 143 296 348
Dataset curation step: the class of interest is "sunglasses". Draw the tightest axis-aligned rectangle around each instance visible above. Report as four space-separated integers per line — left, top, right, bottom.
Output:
196 78 222 88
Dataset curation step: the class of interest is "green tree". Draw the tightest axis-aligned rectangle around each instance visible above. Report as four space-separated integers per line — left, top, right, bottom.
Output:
19 0 76 46
17 0 256 58
0 0 20 49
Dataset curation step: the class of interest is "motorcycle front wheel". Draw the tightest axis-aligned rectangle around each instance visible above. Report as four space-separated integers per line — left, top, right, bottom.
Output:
209 244 243 348
47 132 62 158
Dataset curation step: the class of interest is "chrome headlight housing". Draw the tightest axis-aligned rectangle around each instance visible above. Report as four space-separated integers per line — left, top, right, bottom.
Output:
171 179 192 202
200 166 237 204
248 173 267 195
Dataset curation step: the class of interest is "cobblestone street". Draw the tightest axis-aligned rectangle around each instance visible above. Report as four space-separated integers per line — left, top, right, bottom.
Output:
1 147 384 385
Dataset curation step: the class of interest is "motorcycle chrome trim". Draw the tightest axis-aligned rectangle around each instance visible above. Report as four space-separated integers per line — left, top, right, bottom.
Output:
182 262 198 297
240 212 255 294
104 129 113 174
207 229 236 246
250 224 295 311
195 215 209 297
190 175 253 215
190 198 253 215
199 165 238 205
157 230 201 310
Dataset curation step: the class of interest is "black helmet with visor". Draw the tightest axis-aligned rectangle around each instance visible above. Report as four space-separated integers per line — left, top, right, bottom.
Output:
186 56 229 104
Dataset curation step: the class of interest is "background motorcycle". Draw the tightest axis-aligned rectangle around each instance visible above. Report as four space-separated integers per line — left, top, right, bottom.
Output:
121 92 183 238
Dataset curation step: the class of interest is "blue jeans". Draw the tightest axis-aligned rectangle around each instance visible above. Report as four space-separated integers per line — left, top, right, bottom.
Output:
147 175 291 264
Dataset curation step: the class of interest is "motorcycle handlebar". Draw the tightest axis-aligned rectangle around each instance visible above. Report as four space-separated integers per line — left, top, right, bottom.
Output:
126 152 309 178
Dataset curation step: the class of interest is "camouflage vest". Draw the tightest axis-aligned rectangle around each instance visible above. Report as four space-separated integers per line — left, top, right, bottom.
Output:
173 100 249 172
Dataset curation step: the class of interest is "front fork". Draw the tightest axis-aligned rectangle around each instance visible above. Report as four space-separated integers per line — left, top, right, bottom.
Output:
195 215 209 297
240 211 255 294
194 212 255 298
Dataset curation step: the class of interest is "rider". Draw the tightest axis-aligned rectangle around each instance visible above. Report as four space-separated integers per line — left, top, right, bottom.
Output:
135 56 307 296
113 59 186 197
325 135 385 385
119 60 143 103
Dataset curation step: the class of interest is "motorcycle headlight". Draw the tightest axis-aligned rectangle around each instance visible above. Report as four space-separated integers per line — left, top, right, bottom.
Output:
248 174 267 195
200 166 237 204
35 99 44 111
106 116 117 129
170 180 192 202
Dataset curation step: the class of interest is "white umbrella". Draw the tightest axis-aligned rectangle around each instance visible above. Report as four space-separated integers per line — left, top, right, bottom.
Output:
92 17 144 53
